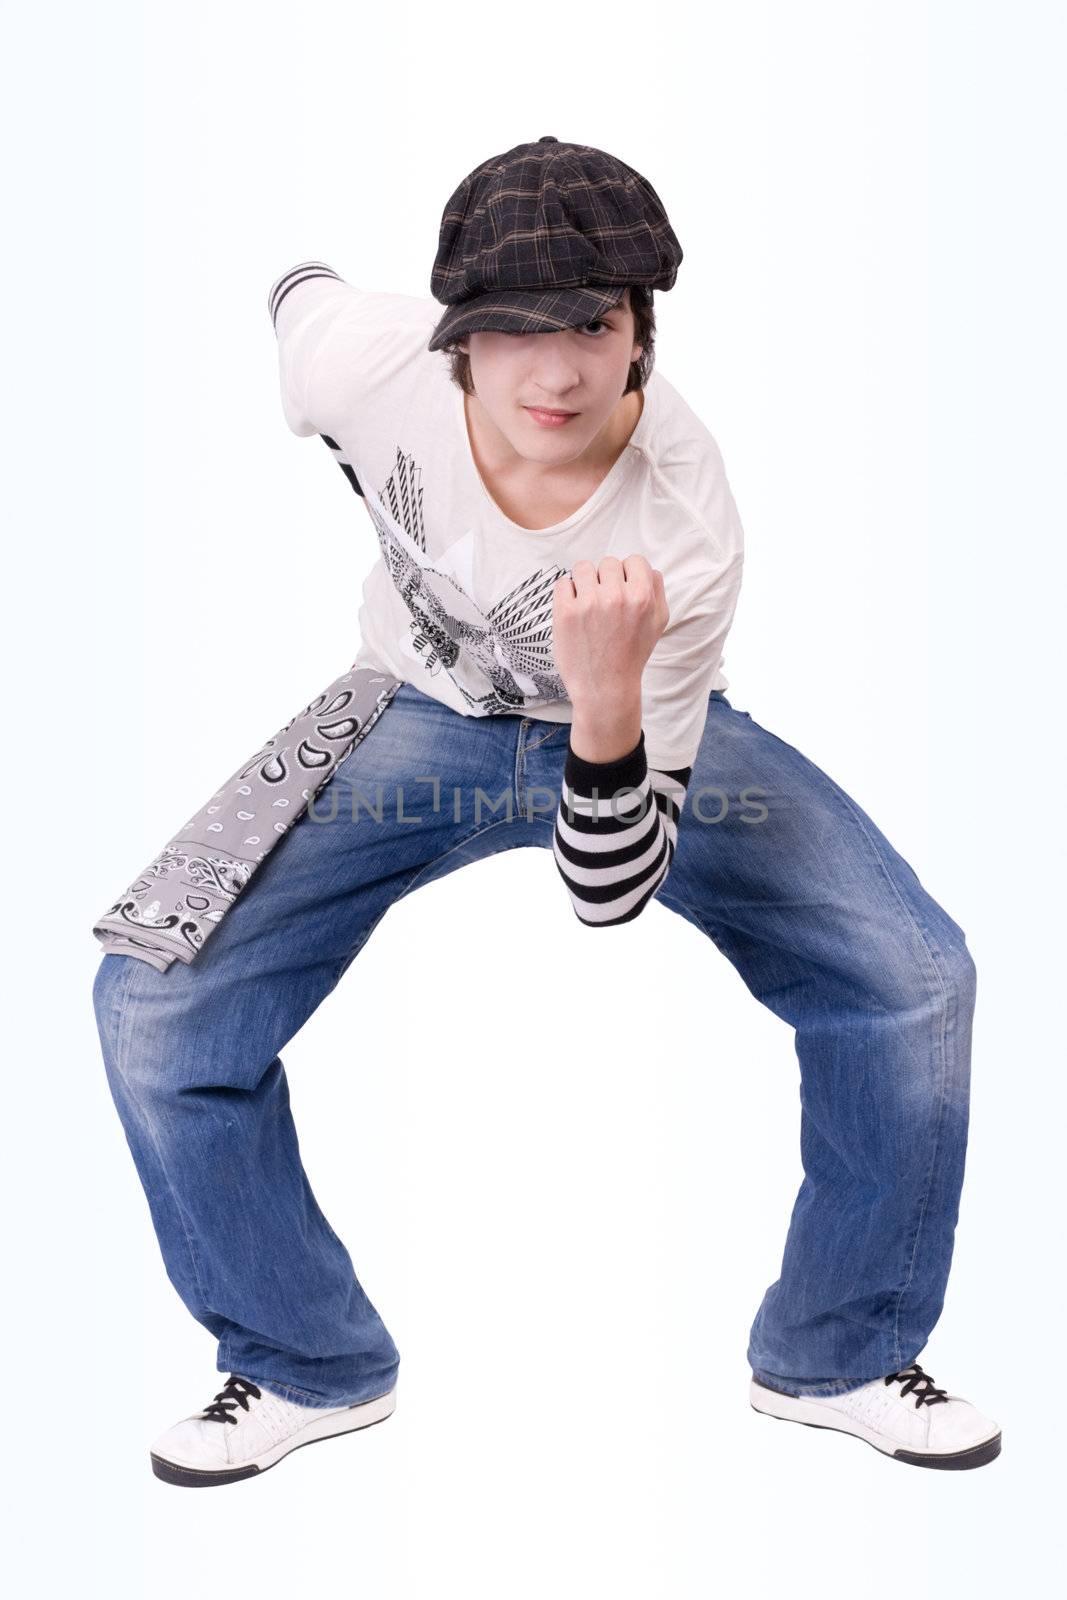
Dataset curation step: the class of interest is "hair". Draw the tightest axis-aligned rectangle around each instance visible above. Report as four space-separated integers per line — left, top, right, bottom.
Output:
438 284 657 398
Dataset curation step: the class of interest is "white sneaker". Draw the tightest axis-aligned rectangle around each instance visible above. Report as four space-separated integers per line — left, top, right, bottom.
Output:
150 1373 397 1487
750 1361 1001 1469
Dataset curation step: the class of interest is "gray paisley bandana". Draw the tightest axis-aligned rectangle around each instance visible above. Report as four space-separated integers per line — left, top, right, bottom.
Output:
92 665 403 973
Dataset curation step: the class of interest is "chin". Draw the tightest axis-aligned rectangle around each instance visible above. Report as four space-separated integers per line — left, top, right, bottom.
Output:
517 433 584 461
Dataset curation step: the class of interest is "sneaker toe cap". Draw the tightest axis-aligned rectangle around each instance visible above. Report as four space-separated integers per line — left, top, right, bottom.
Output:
150 1417 232 1470
928 1399 1001 1453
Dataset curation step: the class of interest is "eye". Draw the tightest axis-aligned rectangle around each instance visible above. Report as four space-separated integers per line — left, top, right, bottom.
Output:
580 319 610 337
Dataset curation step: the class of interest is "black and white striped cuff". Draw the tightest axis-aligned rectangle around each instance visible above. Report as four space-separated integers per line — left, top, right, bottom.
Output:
267 261 343 330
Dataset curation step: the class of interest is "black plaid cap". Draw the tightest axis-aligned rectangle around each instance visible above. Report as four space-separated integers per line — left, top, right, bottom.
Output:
427 135 683 353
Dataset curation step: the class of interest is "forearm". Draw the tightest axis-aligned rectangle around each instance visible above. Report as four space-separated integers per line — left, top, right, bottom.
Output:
552 719 692 927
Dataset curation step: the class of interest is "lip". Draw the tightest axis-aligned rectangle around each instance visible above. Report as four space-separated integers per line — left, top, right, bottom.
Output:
524 406 579 426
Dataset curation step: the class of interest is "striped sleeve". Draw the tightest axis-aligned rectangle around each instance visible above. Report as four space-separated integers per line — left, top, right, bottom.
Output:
552 728 691 926
267 260 345 330
266 261 350 437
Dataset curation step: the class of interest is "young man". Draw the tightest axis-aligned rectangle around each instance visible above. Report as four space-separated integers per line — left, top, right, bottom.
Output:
92 137 1000 1485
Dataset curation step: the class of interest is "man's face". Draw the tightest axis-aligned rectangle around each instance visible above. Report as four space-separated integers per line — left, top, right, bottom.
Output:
458 288 643 466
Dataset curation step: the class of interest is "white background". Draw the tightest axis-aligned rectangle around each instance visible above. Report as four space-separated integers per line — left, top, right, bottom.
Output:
3 0 1063 1593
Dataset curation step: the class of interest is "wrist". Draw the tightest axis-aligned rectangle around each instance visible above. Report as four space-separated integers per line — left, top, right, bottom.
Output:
568 692 643 764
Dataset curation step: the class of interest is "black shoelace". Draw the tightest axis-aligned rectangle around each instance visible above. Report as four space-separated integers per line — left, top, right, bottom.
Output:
201 1374 263 1425
884 1362 949 1408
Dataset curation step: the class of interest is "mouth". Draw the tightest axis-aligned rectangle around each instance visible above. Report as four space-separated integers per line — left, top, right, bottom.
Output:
524 406 579 427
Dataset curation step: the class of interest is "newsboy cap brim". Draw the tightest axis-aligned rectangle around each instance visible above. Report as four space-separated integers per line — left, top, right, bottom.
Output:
427 284 630 354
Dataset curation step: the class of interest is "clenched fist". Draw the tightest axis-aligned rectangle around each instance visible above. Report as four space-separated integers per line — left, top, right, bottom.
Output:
552 554 670 710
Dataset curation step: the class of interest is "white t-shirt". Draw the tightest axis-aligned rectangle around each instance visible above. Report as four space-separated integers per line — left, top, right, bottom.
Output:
270 263 745 776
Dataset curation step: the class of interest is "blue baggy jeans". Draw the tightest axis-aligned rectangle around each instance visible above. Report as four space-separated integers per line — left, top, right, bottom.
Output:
91 683 977 1407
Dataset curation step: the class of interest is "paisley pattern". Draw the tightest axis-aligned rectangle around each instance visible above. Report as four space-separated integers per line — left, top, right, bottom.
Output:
92 666 403 972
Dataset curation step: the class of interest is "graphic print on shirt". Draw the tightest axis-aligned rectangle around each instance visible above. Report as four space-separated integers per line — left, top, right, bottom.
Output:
364 446 570 717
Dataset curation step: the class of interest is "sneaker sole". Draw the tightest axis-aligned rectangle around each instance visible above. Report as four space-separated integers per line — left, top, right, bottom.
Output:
150 1384 397 1487
749 1377 1001 1470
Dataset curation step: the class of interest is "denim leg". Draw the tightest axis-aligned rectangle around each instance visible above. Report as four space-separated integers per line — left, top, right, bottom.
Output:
91 683 531 1408
657 693 977 1398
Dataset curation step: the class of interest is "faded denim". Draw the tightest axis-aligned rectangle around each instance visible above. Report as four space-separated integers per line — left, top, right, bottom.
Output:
92 683 976 1406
